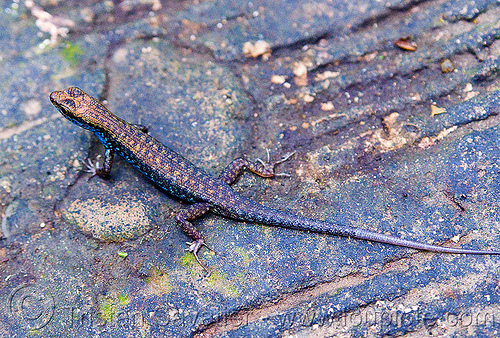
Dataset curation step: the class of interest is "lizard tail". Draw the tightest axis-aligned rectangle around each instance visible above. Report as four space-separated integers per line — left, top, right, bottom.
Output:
229 200 500 255
346 226 500 255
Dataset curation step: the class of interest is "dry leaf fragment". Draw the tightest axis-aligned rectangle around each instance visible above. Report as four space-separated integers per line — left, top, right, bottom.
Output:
440 59 454 73
431 105 447 116
410 93 422 101
320 101 334 111
293 62 308 86
314 71 340 82
243 40 271 59
464 91 479 100
303 94 314 103
26 0 75 45
271 75 286 84
463 83 473 92
395 36 417 51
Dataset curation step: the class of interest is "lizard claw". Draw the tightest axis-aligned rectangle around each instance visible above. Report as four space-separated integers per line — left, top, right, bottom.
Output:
83 158 101 181
185 239 213 276
256 150 296 177
275 151 296 165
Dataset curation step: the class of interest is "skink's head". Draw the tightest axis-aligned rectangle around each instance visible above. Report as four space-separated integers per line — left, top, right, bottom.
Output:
50 87 99 128
50 87 85 115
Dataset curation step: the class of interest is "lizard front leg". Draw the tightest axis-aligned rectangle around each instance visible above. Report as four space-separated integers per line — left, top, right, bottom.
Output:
84 148 115 179
84 124 147 179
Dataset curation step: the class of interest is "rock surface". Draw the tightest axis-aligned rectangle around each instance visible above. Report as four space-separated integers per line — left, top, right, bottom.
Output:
1 0 500 336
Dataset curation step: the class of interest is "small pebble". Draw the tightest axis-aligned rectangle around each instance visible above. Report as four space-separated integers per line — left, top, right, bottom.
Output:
440 59 454 73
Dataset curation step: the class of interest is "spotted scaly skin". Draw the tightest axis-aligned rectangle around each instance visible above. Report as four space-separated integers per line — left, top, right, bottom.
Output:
50 87 500 271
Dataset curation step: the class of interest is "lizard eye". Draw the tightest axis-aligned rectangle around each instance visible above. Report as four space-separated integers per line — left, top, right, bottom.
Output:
59 99 76 111
67 87 84 97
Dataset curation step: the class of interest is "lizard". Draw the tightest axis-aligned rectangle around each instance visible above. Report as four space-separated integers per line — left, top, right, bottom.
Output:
49 87 500 270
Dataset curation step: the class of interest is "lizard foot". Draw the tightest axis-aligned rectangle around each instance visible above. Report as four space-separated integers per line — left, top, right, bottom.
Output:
83 158 101 181
186 239 214 276
256 149 296 177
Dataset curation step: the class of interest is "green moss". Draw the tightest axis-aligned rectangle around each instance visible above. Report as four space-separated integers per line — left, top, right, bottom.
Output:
260 224 272 236
147 268 172 294
117 294 130 306
60 42 84 67
179 252 196 266
235 247 250 265
229 284 240 297
99 299 117 322
207 271 240 298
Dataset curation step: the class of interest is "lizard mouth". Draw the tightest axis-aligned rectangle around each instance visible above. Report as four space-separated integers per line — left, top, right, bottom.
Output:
49 90 66 105
49 87 86 106
49 90 77 116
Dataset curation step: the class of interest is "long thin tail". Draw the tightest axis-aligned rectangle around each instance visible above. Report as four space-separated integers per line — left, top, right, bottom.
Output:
230 200 500 255
347 226 499 254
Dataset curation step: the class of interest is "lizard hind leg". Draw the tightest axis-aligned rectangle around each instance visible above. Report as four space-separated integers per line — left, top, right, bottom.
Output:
256 149 296 178
219 150 296 185
175 202 213 273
